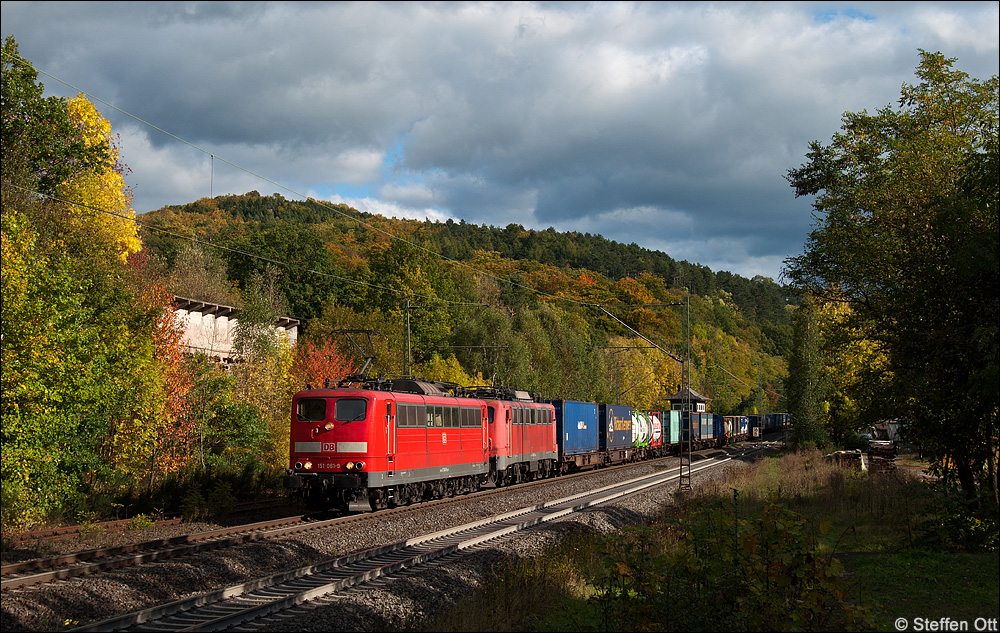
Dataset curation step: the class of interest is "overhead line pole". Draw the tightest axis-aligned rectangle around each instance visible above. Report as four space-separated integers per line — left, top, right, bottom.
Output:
595 299 691 491
679 295 692 492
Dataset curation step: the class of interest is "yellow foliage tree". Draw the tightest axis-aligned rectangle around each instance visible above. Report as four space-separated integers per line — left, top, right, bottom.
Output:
607 335 680 411
59 95 141 261
414 352 485 388
817 299 891 441
233 331 296 469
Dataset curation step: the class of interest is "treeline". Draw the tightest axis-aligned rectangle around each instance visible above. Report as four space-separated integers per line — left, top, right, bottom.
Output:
140 193 792 409
144 192 794 340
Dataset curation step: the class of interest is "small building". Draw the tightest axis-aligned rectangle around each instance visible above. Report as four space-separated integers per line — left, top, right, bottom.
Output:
666 386 711 413
172 296 299 365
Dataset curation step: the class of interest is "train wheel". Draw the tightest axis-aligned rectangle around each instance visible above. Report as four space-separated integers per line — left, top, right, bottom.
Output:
368 489 388 511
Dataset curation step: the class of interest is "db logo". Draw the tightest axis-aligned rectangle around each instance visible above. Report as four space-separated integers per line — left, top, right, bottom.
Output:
322 442 336 452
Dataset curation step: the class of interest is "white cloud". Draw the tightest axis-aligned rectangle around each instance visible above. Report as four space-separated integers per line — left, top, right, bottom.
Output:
329 195 451 224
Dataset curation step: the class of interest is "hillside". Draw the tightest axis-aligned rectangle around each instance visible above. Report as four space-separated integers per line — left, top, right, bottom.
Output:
139 191 793 414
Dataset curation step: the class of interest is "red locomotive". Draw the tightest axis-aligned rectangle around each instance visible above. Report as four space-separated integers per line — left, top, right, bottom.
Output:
285 377 557 511
472 387 558 486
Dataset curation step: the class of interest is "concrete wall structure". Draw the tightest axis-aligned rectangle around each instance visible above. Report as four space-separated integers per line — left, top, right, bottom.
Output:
172 296 298 364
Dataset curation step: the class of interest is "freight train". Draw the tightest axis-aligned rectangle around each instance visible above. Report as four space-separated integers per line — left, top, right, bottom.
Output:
284 376 789 511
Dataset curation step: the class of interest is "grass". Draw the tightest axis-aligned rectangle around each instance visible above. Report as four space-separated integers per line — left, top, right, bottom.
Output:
412 449 999 632
844 550 998 631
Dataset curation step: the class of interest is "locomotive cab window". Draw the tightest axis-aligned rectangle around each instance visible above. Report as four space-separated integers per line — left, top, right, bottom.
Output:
297 398 327 422
334 398 367 422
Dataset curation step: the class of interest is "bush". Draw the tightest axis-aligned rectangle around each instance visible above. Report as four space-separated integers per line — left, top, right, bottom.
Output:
586 500 872 631
915 496 999 553
126 513 155 530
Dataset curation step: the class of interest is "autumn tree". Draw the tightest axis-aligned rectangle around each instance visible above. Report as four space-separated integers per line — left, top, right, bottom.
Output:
1 39 192 527
290 338 359 392
232 267 296 469
172 244 240 306
784 51 999 496
58 95 141 261
413 353 483 387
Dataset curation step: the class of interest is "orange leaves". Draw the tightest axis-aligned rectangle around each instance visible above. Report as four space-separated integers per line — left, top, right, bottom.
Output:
290 338 359 393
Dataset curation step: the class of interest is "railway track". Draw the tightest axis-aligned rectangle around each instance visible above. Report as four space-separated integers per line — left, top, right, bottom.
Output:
1 442 776 593
1 451 660 590
0 515 318 590
3 518 185 547
2 500 285 548
65 446 764 632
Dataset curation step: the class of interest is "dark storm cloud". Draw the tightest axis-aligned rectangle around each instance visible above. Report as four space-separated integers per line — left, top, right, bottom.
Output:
2 1 997 279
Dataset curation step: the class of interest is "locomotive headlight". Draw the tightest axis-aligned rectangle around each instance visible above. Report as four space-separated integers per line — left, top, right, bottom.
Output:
345 461 354 470
303 460 313 470
355 461 365 471
323 422 334 432
294 462 303 470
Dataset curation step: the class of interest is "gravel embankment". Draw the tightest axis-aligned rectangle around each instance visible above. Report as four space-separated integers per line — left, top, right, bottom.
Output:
2 456 744 632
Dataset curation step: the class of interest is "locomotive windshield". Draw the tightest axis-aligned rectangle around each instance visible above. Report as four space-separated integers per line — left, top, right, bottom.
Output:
335 398 368 422
297 398 327 422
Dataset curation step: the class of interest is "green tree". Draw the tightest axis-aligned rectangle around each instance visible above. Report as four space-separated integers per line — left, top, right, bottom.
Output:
362 238 461 362
1 36 107 198
1 212 175 527
786 296 828 447
232 267 296 468
221 222 342 323
784 51 999 496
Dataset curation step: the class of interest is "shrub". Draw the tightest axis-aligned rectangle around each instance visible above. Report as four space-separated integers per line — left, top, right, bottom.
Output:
915 496 999 553
587 500 872 631
126 513 155 530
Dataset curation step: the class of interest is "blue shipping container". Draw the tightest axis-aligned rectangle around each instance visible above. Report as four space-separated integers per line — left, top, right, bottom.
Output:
599 404 633 451
682 412 701 443
700 413 713 440
551 400 599 456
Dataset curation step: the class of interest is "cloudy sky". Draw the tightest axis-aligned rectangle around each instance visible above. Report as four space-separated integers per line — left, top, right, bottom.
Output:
3 1 998 281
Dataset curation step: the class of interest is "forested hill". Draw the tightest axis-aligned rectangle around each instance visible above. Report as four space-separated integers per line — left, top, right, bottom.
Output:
140 191 793 337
